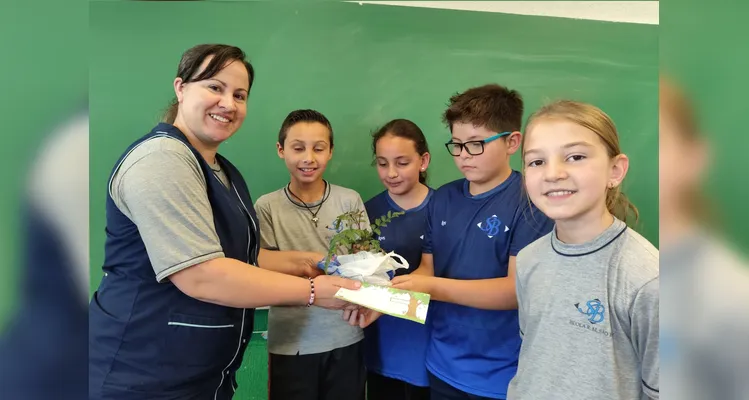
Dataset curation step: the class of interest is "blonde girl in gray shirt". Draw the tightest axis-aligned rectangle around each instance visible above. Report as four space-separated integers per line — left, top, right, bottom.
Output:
508 101 659 400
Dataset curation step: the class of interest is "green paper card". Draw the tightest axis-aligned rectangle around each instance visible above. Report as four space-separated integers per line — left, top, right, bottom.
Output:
334 282 430 324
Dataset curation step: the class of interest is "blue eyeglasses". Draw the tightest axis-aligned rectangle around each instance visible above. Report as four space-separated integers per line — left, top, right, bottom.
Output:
445 132 511 156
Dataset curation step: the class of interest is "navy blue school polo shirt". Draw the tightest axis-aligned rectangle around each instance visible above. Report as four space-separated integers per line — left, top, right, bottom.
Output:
363 188 434 387
423 171 553 398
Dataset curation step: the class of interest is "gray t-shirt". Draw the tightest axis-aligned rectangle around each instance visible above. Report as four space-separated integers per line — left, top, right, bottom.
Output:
254 183 368 355
110 135 230 282
508 218 659 400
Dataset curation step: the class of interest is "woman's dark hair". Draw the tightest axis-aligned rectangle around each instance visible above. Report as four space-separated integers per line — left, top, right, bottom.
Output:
371 119 430 184
162 44 255 124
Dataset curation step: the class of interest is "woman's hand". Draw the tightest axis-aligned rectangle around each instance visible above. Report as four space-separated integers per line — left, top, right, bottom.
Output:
311 275 361 309
390 274 435 294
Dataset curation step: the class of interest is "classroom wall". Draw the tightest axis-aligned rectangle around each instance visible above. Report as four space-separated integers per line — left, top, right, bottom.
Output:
354 1 659 25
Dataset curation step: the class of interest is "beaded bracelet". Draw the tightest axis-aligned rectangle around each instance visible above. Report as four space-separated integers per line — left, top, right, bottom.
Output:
307 277 315 307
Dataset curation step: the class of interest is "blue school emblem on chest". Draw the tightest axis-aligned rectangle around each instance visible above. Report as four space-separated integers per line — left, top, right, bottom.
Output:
327 220 344 233
575 299 605 324
476 214 509 238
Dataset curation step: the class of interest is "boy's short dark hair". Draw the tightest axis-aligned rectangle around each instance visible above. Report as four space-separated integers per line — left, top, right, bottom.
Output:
278 109 334 148
442 84 524 133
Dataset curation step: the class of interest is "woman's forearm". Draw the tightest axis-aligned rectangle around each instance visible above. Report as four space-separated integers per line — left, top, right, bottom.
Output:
169 257 310 308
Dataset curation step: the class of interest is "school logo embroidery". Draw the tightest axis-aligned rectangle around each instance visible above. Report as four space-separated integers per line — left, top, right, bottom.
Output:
326 217 350 234
325 219 345 241
575 299 605 324
378 236 386 241
569 298 613 337
441 220 447 226
476 214 509 238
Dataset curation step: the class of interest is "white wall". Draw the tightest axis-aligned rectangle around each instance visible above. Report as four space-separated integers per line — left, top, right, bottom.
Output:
349 1 659 25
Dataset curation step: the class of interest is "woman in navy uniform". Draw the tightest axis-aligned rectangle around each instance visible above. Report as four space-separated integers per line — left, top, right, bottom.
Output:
89 44 360 399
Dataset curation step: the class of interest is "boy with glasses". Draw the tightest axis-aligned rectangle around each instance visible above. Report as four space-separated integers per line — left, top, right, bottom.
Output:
388 84 554 399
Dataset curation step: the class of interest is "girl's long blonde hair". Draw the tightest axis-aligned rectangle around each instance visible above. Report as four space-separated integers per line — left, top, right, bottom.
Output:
522 100 640 224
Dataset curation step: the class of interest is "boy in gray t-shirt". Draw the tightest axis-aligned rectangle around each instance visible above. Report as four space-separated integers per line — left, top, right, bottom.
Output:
508 218 659 400
254 109 367 400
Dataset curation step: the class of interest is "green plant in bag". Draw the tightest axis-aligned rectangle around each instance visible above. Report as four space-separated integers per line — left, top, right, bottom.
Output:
323 209 404 269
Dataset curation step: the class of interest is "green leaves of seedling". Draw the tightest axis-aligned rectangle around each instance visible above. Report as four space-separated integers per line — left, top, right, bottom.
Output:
323 209 404 270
